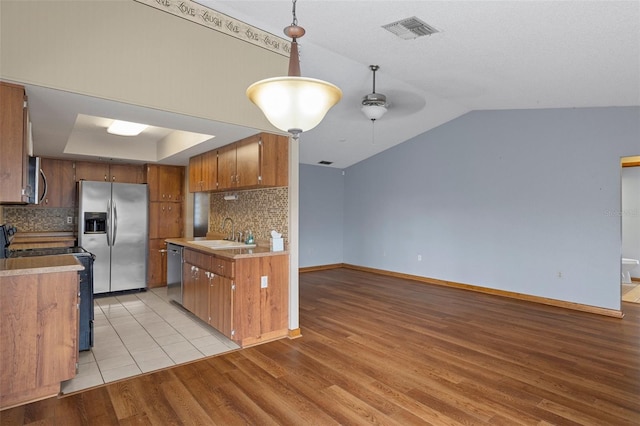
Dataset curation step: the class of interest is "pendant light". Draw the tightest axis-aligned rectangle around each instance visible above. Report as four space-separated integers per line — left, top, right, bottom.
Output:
246 0 342 139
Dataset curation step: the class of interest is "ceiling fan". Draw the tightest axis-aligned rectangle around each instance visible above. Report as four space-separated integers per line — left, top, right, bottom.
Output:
361 65 388 121
355 64 426 124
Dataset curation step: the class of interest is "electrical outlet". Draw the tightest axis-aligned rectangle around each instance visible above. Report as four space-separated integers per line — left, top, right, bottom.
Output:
418 254 422 261
260 276 268 288
66 216 73 224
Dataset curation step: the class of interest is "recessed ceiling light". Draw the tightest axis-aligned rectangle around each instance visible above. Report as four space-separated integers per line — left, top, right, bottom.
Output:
107 120 148 136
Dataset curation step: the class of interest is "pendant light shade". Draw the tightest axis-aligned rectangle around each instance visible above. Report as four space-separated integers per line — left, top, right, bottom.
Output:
247 76 342 137
361 104 387 121
246 0 341 138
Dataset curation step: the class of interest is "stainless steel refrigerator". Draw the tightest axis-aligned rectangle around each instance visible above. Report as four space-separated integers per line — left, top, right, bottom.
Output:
78 181 148 294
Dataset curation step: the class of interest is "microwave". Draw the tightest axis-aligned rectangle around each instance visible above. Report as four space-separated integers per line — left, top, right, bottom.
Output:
24 156 43 204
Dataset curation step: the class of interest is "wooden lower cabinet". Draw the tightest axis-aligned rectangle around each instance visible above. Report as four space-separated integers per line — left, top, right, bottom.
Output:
0 270 79 409
209 274 233 337
181 249 288 347
147 239 167 288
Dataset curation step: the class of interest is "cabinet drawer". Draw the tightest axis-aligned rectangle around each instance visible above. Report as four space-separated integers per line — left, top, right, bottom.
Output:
211 257 234 278
183 249 211 270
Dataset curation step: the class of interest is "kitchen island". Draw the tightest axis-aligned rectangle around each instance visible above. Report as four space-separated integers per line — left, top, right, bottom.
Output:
0 255 83 410
166 238 289 348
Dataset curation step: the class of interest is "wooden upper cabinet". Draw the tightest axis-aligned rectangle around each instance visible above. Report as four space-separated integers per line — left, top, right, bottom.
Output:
38 158 76 208
235 135 261 188
217 144 236 190
188 132 288 193
108 163 144 183
256 132 288 188
74 161 109 182
218 133 288 192
189 150 217 192
146 164 184 202
0 82 29 203
75 161 143 184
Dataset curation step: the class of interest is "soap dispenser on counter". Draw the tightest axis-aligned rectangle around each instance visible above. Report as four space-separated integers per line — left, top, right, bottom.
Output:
245 230 254 245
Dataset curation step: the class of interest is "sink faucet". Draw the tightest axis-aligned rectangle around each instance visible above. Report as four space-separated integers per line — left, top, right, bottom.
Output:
220 217 234 241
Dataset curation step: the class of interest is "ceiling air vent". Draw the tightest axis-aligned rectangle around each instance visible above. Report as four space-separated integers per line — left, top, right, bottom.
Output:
382 16 439 40
318 160 333 165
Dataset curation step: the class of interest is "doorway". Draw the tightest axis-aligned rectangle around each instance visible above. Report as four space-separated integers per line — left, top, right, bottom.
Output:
621 155 640 304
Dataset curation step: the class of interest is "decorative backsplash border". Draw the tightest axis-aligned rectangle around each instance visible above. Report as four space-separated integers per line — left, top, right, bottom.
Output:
209 187 288 243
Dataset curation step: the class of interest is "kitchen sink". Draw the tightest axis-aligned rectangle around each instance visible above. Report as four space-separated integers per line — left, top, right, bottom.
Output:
188 240 256 249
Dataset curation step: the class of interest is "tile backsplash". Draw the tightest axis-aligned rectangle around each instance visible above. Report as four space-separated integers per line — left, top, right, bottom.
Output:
1 206 76 232
2 186 289 241
209 187 288 243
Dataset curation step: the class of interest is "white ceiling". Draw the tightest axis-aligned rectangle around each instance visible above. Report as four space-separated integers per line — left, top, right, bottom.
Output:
24 1 640 169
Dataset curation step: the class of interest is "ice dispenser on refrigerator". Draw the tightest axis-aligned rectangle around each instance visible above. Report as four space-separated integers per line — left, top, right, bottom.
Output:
83 212 107 233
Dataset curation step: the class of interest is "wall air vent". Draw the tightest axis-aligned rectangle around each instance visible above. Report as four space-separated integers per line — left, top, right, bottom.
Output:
382 16 439 40
318 160 333 165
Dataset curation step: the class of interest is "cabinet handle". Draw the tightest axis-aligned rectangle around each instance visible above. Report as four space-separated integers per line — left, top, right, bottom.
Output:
162 194 166 199
236 175 240 183
168 194 172 199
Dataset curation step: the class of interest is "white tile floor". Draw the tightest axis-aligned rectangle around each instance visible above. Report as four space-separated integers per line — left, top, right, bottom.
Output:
61 287 239 394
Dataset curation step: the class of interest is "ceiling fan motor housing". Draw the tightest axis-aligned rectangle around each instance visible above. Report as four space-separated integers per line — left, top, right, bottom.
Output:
362 92 387 107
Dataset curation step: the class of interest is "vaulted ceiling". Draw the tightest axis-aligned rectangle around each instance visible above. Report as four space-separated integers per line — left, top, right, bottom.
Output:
9 1 640 169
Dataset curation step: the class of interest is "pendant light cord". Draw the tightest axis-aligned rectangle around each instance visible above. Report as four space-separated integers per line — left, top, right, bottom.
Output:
291 0 298 27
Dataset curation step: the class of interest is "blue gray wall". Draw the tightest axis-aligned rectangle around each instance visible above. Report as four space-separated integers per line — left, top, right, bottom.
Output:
300 107 639 311
299 164 344 268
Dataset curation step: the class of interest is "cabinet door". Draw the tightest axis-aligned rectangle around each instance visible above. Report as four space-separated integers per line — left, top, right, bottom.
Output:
147 238 167 288
38 158 76 207
260 133 289 187
149 203 182 239
182 262 198 313
188 154 204 192
201 150 218 191
217 144 236 190
209 274 233 337
109 164 143 184
159 165 184 201
75 161 109 182
0 82 28 203
195 271 211 322
235 135 261 188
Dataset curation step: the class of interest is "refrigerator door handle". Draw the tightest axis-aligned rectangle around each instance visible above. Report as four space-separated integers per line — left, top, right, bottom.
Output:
106 199 112 247
112 200 118 246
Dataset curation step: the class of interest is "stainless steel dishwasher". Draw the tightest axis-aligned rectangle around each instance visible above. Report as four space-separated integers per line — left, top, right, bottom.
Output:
167 243 183 305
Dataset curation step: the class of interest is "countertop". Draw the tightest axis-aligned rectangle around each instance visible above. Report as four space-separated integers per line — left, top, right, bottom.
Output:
10 232 77 249
165 238 288 259
0 255 84 277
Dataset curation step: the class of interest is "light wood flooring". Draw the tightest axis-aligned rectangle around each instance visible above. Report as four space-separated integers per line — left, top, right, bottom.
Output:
622 282 640 303
2 268 639 425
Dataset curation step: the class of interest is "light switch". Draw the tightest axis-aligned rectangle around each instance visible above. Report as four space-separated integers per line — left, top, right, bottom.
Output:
260 276 268 288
